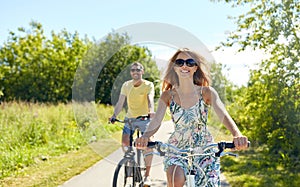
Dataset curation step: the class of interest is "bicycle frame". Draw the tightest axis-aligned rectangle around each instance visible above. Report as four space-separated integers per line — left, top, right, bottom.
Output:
163 144 216 187
111 116 150 187
145 141 249 187
115 117 147 166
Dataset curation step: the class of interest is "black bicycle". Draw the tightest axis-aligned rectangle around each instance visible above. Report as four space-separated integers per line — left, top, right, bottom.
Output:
111 115 150 187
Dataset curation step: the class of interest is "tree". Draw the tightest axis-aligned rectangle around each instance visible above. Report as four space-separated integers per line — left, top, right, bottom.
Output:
0 21 88 102
213 0 300 171
72 32 161 104
0 23 160 104
210 62 237 104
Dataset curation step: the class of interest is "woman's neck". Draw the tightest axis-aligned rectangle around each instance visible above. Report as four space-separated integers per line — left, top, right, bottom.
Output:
175 79 200 108
177 79 198 94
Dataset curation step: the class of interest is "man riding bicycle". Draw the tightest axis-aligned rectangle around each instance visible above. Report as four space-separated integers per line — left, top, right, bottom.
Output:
109 62 155 186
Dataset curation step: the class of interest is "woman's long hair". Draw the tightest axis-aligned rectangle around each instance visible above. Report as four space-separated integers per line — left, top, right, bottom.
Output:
162 48 211 91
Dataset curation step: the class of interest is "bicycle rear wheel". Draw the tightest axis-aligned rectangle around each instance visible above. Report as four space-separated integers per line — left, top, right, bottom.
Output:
112 158 143 187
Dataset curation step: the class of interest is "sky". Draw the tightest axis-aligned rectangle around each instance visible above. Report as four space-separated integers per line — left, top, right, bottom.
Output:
0 0 264 86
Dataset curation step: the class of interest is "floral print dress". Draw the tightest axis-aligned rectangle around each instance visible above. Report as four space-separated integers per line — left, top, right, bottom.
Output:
163 89 221 187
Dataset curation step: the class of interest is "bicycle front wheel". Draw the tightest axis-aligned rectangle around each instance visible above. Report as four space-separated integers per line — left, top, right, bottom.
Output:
112 158 143 187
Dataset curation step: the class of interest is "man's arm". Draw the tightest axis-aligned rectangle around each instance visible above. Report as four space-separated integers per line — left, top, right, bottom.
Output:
111 94 126 118
147 94 155 114
147 83 155 118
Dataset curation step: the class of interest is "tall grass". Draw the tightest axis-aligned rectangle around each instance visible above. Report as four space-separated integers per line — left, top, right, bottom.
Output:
0 102 119 179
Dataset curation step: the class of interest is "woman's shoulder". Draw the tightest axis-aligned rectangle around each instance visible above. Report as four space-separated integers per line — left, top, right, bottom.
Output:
161 89 173 98
160 89 173 104
200 86 218 105
200 86 217 94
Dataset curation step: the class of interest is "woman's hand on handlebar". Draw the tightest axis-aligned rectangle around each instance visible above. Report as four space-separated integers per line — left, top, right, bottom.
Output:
233 135 248 150
135 136 149 149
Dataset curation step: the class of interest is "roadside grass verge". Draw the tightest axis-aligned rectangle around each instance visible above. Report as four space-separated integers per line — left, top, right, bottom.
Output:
221 148 300 187
207 114 299 186
0 101 122 186
0 135 121 187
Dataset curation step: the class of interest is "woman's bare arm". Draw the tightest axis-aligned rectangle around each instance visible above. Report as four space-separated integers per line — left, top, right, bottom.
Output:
136 91 169 147
204 86 248 149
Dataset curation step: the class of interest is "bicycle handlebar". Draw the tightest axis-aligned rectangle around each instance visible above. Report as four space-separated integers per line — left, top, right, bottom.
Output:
110 118 124 123
109 115 150 124
141 141 250 157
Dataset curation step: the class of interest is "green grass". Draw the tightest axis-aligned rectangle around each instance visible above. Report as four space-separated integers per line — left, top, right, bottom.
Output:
221 149 300 187
0 136 121 187
208 111 300 186
0 101 122 186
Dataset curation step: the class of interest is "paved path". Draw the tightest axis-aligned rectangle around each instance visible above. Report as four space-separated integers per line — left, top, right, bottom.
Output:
60 121 230 187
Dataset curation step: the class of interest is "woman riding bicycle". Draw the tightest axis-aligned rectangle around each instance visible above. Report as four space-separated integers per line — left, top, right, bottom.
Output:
136 48 248 187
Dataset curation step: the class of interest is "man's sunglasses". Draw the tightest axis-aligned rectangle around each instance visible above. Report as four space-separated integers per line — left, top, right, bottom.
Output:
130 68 142 72
174 59 197 67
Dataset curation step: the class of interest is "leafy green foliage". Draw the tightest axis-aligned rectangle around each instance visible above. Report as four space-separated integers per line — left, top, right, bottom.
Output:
209 62 241 132
213 0 300 184
96 44 160 104
0 22 160 104
238 55 299 171
218 0 300 52
210 62 238 104
0 21 89 102
73 32 160 104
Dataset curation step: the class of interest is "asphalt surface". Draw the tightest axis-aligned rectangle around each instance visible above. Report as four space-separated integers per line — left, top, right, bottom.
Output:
60 121 230 187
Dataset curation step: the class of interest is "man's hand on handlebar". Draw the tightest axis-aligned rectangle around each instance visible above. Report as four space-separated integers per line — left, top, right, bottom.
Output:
109 115 117 124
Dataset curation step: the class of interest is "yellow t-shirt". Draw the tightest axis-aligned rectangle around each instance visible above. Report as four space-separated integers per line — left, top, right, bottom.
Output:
120 79 154 118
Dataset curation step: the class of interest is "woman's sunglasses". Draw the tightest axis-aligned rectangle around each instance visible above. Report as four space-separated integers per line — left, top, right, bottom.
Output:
174 59 197 67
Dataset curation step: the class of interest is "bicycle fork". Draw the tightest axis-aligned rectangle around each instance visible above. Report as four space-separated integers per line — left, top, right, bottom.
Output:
125 158 144 186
